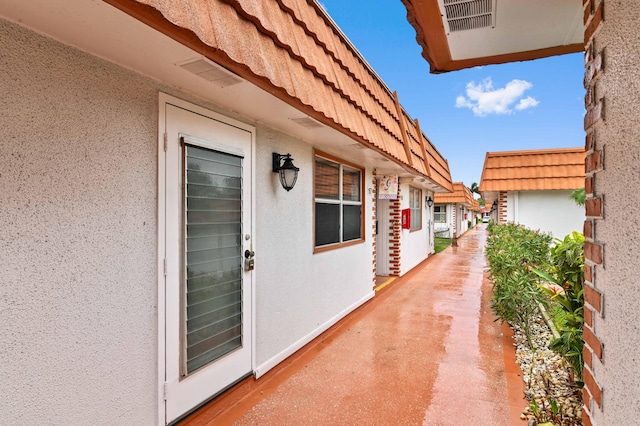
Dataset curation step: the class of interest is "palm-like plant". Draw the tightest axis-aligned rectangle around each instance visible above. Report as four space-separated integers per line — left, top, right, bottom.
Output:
570 187 586 206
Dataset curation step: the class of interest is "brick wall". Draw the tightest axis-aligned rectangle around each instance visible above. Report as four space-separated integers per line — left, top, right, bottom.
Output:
498 191 508 223
371 174 378 287
389 186 402 276
582 0 605 424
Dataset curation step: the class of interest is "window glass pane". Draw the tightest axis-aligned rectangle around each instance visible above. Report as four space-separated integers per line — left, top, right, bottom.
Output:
409 188 417 208
184 144 243 374
315 158 339 200
343 205 362 241
409 188 422 229
315 203 340 246
411 209 420 229
342 167 361 202
410 188 421 230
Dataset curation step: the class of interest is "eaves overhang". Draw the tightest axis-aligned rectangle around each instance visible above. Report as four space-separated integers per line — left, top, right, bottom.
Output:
100 0 453 189
401 0 584 73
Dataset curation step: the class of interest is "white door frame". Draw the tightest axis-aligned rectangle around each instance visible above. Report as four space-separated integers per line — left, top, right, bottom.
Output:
375 181 391 276
157 93 256 424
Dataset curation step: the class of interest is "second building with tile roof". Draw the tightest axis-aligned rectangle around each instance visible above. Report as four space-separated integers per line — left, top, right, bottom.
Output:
433 182 476 239
479 147 585 238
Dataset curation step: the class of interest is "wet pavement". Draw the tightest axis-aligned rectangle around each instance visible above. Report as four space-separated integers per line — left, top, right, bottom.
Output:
182 226 525 425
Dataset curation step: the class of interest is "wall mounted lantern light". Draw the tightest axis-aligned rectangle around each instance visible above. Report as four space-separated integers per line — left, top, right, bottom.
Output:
272 153 299 191
491 200 498 212
425 196 434 208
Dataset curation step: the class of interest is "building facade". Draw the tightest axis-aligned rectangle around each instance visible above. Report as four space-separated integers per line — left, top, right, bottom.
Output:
0 0 453 423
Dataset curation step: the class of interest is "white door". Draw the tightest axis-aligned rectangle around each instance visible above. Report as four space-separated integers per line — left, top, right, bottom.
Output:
376 183 390 276
163 99 254 423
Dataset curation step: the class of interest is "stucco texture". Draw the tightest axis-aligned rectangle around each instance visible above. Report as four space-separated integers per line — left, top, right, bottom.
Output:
253 126 376 373
0 19 159 423
589 1 640 424
400 186 433 275
513 190 584 239
0 10 384 422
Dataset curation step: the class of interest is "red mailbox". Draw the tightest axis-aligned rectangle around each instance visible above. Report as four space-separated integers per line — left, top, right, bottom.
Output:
402 208 411 229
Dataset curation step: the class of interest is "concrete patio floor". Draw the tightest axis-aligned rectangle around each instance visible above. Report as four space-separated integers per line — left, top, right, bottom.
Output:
181 226 526 425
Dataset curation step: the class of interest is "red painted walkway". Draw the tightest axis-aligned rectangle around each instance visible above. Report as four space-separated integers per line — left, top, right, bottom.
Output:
182 226 525 425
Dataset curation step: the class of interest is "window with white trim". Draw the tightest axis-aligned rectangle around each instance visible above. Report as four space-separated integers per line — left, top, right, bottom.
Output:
434 205 446 223
409 187 422 230
314 153 363 249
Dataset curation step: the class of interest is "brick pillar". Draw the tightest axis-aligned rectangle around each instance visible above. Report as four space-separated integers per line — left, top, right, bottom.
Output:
389 187 402 276
498 192 508 223
582 1 605 424
372 171 378 287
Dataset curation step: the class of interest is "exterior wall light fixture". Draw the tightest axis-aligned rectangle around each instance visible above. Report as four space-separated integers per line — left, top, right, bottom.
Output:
425 196 434 208
272 153 299 191
491 200 498 212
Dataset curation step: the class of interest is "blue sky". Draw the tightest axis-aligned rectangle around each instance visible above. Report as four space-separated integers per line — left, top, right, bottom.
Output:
319 0 585 190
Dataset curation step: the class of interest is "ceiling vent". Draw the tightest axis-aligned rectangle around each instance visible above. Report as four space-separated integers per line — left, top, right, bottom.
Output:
443 0 495 32
177 57 244 87
289 117 324 129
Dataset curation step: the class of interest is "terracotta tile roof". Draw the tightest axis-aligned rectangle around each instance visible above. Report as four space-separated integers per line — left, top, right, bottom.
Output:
433 182 474 206
479 147 585 192
469 199 481 211
108 0 453 191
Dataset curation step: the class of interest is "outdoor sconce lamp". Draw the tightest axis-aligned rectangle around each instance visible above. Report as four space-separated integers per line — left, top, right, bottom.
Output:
491 200 498 212
272 153 299 191
425 196 434 208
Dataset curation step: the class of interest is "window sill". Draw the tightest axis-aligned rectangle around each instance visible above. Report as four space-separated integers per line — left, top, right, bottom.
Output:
314 238 365 254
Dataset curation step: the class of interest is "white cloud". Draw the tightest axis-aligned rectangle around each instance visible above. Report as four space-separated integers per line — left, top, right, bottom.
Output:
455 78 539 116
516 96 540 110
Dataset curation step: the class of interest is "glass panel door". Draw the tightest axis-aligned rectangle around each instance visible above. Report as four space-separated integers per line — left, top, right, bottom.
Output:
163 99 253 424
184 144 243 375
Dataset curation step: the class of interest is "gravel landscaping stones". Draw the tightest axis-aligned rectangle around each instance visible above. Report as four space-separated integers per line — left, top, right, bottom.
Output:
511 312 583 425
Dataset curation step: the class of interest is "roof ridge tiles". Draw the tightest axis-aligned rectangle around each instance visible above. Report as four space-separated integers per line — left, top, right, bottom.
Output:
486 146 585 157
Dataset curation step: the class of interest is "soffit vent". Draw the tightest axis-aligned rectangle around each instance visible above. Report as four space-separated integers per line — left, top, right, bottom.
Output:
443 0 495 32
177 57 244 87
347 143 367 150
289 117 324 129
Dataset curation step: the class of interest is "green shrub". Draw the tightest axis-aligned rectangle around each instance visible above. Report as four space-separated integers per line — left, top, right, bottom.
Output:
486 223 552 349
534 231 585 381
486 222 551 281
492 273 542 348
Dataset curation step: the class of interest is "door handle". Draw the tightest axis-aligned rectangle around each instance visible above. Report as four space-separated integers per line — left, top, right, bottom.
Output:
244 249 255 271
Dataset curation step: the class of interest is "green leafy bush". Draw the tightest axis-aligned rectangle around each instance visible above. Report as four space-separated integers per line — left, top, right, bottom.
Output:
534 231 585 381
486 223 552 348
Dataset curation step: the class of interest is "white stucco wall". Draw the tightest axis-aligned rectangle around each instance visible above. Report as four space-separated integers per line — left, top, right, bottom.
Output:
1 19 158 424
506 190 584 239
1 16 379 422
434 203 457 239
589 2 640 424
457 204 470 237
253 130 375 374
399 186 432 275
